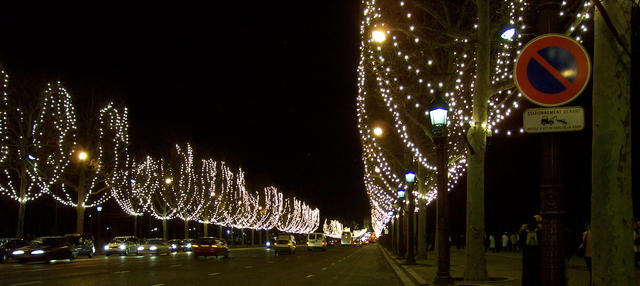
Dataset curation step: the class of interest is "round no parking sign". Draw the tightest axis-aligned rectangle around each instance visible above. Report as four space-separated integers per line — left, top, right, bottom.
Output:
514 34 591 107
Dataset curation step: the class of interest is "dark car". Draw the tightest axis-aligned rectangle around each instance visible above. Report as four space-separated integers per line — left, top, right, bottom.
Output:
12 236 79 263
1 238 28 263
64 233 95 258
168 239 181 252
192 237 229 259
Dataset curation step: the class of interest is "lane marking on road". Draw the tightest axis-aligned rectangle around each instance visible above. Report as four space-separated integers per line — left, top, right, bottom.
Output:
170 264 182 267
113 270 130 274
151 284 165 286
10 282 42 286
244 265 253 269
208 272 221 276
321 267 327 271
306 275 314 279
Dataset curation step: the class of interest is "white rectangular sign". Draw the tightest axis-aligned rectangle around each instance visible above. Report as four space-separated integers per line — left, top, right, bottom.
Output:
523 106 584 133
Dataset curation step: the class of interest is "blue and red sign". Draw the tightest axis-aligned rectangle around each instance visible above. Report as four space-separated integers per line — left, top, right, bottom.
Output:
514 34 591 107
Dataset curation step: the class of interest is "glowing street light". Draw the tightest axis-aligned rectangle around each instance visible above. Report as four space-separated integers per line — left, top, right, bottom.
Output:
77 151 88 161
500 27 516 41
165 177 173 184
372 127 384 137
371 30 387 43
404 171 416 183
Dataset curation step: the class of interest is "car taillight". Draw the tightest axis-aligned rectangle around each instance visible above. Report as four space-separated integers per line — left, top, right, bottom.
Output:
288 242 292 246
192 245 199 248
212 245 219 248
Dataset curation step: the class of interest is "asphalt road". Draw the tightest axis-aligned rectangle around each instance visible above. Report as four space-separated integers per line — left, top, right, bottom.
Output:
0 244 401 286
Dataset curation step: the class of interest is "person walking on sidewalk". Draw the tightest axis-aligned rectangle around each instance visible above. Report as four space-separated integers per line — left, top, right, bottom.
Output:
520 216 541 286
489 234 496 253
501 233 509 253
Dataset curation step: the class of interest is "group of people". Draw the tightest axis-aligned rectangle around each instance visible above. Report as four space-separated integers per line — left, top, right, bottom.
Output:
485 232 521 253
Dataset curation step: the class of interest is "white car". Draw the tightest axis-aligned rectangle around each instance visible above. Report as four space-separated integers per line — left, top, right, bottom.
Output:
104 236 141 256
306 233 327 251
273 235 296 255
139 238 170 255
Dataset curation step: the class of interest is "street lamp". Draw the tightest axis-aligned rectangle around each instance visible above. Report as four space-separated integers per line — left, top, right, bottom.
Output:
429 95 452 285
500 26 516 41
78 151 88 161
404 171 416 183
397 189 406 199
165 177 173 185
371 29 387 43
404 170 417 265
96 205 103 254
372 126 384 137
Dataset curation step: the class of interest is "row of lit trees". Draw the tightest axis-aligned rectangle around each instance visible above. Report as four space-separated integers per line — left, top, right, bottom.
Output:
113 144 321 240
357 0 595 283
0 67 319 239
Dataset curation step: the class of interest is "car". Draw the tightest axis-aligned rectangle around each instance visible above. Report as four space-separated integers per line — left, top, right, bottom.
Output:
139 238 170 255
0 238 28 263
104 236 142 256
306 233 327 251
64 233 95 258
352 239 363 247
273 236 296 255
192 237 229 259
168 239 181 252
181 239 196 252
12 236 79 263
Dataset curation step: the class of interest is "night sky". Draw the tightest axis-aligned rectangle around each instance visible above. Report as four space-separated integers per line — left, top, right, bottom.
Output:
0 3 638 238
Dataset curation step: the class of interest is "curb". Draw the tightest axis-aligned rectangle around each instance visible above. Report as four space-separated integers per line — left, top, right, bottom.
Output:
377 244 418 286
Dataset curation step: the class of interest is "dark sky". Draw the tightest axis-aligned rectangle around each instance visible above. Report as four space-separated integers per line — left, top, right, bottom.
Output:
0 2 369 223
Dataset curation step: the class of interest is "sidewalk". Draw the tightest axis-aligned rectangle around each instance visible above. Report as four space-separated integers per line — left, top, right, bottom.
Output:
378 245 625 286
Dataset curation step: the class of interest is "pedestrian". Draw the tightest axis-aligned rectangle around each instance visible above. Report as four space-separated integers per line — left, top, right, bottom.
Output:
520 216 541 286
501 233 509 253
489 234 496 252
581 226 592 284
634 221 640 268
510 232 518 252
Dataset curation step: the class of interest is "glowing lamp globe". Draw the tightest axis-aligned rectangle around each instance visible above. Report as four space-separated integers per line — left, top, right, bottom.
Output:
404 171 416 183
397 189 406 199
500 27 516 41
429 96 449 127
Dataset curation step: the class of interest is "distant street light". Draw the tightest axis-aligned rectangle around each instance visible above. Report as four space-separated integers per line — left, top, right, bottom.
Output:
429 94 452 285
27 154 36 161
397 189 406 199
371 30 387 43
404 171 416 183
78 151 88 161
97 206 103 212
165 177 173 184
372 126 384 137
500 27 516 41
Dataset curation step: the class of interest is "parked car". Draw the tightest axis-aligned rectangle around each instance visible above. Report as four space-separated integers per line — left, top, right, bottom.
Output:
352 239 363 247
104 236 142 256
168 239 181 252
64 233 95 258
192 237 229 259
306 233 327 251
13 236 78 263
139 238 170 255
1 238 28 263
181 239 196 252
273 236 296 255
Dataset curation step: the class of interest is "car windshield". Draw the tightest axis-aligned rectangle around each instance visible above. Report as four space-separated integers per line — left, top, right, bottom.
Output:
42 238 69 246
197 238 216 245
147 239 164 244
308 234 315 240
276 240 289 244
111 237 128 243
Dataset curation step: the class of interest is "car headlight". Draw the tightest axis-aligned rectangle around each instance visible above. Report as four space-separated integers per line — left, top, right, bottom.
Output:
149 246 157 251
31 250 44 255
104 245 110 251
137 246 144 251
265 241 271 247
171 244 176 249
186 243 191 248
119 244 126 250
12 250 24 255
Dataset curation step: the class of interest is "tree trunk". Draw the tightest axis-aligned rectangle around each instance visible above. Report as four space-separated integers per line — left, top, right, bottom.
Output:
76 203 86 234
251 229 255 246
162 217 168 240
417 204 428 259
219 224 223 238
204 223 208 237
592 1 633 285
184 220 189 238
134 215 138 237
17 201 26 238
464 0 489 281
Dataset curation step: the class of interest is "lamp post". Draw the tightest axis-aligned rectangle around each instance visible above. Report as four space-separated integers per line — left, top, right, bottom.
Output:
96 205 103 253
396 189 406 258
405 171 416 265
429 95 453 285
